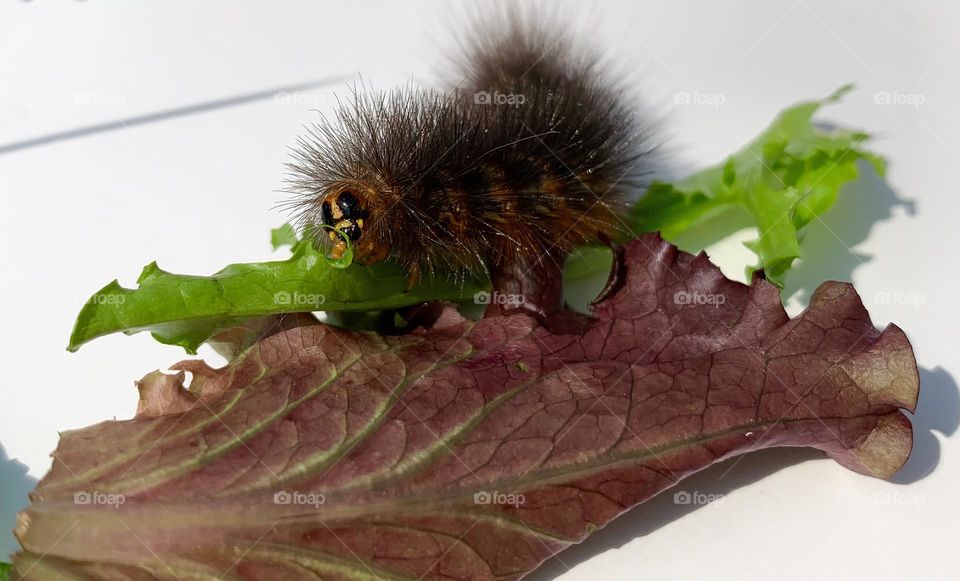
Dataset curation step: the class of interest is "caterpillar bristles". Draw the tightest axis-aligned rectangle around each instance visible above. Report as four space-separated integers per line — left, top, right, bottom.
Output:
284 7 656 296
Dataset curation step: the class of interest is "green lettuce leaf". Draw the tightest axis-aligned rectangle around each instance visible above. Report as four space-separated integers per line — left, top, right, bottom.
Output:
68 234 487 354
269 223 299 251
631 84 885 284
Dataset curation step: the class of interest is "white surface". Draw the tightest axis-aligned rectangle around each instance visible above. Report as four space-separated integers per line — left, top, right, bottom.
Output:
0 1 957 579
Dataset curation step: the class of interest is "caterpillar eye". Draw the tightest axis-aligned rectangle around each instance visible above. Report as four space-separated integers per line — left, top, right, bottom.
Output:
336 191 363 218
321 190 368 226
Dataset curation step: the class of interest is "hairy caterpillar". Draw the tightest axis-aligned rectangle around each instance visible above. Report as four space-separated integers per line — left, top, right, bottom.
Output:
285 10 655 295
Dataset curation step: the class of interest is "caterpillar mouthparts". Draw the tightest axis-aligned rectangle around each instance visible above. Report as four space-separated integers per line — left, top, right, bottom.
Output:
285 10 656 296
319 186 389 264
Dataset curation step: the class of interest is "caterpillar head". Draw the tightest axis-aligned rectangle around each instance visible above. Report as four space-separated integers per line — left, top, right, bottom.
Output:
319 186 390 265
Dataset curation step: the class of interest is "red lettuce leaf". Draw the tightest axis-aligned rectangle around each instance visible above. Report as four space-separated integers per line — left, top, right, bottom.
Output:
13 234 919 580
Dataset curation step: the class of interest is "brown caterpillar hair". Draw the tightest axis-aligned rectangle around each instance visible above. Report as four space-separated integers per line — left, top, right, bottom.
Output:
285 10 656 287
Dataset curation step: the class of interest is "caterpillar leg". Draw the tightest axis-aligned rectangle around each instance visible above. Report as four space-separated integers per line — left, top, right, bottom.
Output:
484 249 565 320
591 232 626 307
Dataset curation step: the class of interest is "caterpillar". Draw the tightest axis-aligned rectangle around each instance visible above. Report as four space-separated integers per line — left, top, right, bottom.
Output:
285 9 655 293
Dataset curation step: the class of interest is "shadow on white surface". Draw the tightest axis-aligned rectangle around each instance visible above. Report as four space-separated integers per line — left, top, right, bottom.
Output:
529 446 824 580
784 159 916 306
892 367 960 485
0 444 36 560
0 76 347 156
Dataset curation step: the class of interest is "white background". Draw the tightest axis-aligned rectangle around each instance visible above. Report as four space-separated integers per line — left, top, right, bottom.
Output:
0 1 957 579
